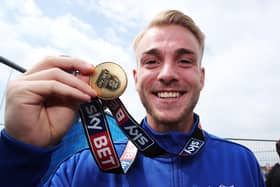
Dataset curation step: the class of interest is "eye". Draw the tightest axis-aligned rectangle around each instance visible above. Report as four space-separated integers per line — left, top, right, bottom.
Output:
179 59 193 67
141 58 160 68
180 59 192 64
145 60 157 65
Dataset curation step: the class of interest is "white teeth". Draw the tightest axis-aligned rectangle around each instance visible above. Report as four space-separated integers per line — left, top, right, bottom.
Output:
157 92 180 98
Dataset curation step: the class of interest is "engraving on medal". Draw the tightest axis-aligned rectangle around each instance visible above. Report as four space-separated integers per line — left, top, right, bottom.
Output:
89 62 127 100
96 69 120 91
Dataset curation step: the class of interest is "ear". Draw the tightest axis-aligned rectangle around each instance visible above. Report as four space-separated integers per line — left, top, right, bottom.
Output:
133 69 138 85
200 67 205 90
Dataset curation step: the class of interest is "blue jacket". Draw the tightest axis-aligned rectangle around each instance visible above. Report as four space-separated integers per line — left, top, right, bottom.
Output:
0 116 265 187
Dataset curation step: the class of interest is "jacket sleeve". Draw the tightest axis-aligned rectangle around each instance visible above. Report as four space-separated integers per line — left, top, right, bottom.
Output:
0 129 57 187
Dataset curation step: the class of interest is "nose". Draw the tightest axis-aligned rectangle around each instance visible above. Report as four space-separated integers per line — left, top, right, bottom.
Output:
157 61 178 84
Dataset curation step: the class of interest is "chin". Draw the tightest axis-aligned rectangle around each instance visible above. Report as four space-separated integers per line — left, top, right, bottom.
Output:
154 113 182 125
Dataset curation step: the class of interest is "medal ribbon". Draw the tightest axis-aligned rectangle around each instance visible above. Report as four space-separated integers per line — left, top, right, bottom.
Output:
79 99 137 173
79 98 205 173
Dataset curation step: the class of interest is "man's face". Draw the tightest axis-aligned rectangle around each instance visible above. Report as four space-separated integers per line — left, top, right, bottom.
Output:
133 25 205 132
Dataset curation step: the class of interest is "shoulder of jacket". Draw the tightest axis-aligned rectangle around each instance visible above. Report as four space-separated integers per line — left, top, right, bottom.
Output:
204 131 256 156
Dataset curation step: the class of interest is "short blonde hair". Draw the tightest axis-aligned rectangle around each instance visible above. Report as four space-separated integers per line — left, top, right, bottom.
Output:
133 10 205 53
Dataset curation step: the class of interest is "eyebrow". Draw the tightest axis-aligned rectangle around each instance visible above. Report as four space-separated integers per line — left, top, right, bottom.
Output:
142 48 161 59
175 48 195 57
140 47 197 63
143 48 195 56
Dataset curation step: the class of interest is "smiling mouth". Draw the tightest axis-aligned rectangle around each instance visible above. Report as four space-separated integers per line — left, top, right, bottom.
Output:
157 91 182 98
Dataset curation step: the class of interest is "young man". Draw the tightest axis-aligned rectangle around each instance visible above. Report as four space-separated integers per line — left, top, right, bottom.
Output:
0 10 265 186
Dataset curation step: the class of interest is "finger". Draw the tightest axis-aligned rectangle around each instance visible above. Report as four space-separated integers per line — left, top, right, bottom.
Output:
21 80 95 103
25 56 95 75
19 68 96 97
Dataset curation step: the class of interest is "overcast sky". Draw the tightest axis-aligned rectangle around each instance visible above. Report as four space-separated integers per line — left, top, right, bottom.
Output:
0 0 279 141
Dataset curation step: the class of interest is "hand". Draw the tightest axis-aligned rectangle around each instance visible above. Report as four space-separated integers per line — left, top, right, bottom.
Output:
4 56 97 147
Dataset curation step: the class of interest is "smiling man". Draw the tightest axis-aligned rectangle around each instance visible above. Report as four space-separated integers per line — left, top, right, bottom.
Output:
133 23 204 133
0 10 265 186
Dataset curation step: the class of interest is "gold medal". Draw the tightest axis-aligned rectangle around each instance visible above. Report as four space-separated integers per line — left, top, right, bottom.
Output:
90 62 127 100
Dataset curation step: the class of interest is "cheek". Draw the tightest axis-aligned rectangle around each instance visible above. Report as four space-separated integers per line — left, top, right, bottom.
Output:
141 72 155 87
182 71 203 88
193 70 204 90
135 76 146 92
134 75 145 93
135 70 153 87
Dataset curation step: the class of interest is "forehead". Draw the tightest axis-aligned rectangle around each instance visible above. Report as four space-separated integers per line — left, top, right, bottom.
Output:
136 25 201 57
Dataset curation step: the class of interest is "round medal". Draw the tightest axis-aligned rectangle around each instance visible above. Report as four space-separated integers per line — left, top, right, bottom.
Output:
90 62 127 100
